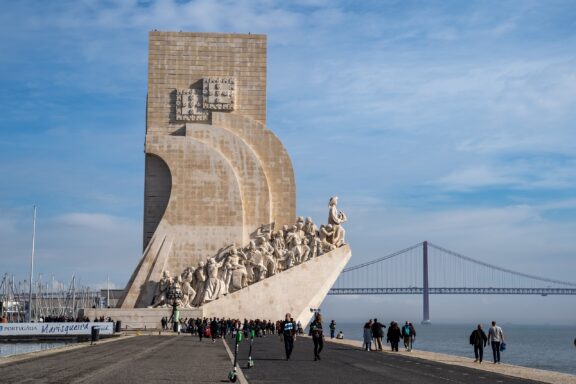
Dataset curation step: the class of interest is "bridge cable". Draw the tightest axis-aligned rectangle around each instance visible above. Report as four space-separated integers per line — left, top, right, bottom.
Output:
341 242 423 273
428 242 576 287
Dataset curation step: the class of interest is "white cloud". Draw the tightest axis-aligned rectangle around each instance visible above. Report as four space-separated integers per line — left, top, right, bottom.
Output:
55 213 131 231
435 165 515 191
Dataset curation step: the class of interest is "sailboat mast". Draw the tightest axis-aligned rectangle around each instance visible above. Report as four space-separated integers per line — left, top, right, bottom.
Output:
28 205 37 322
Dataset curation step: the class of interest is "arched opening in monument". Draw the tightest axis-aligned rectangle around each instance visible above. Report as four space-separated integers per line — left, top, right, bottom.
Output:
143 153 172 250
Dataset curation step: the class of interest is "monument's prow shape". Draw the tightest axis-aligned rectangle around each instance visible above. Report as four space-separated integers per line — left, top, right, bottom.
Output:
111 31 352 327
203 245 352 325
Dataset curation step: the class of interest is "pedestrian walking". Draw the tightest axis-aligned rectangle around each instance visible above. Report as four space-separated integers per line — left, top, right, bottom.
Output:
387 321 401 352
363 320 373 351
329 320 336 339
310 313 324 361
197 319 205 341
210 318 219 343
470 324 488 363
409 322 416 350
401 321 414 351
488 321 505 364
281 313 297 360
371 318 385 351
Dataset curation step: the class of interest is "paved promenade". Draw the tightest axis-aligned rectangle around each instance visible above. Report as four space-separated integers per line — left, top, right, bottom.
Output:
0 335 231 384
226 335 544 384
1 334 573 383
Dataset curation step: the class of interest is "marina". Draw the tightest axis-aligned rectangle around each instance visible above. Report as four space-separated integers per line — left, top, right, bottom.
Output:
0 273 115 323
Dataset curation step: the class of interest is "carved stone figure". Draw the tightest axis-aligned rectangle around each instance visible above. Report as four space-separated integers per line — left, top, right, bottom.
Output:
319 224 336 253
180 268 196 308
297 221 311 262
253 223 274 241
286 223 309 264
169 197 349 306
303 217 319 258
284 249 295 269
244 241 257 283
150 270 172 308
167 276 185 307
328 196 347 247
251 250 268 282
230 259 248 292
222 261 233 295
191 261 207 306
272 231 286 270
203 258 225 303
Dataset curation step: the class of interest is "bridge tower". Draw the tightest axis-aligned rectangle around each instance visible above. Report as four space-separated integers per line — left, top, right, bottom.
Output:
422 241 431 324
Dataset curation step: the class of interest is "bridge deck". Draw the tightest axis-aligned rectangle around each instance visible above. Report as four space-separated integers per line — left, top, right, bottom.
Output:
329 287 576 295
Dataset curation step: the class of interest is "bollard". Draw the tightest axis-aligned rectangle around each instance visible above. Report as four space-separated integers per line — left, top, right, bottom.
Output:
91 326 100 345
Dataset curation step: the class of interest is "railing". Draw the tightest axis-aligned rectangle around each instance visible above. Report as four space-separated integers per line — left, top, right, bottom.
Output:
329 287 576 295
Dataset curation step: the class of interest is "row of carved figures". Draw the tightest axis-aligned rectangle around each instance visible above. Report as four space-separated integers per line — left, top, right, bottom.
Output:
149 197 347 308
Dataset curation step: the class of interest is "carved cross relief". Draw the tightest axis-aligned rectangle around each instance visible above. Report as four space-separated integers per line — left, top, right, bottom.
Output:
175 77 235 122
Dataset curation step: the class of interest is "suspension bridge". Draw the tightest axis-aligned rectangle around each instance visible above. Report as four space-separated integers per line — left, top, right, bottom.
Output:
328 241 576 323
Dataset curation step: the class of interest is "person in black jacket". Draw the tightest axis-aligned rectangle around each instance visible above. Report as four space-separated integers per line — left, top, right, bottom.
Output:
309 313 324 361
371 318 385 351
210 318 219 343
197 318 205 341
470 324 488 363
387 321 401 352
281 313 297 360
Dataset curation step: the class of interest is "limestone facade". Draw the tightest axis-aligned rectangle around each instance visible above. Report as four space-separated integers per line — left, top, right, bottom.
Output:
118 32 296 309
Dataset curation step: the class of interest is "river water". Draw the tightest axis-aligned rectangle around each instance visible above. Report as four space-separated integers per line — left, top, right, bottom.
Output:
0 341 72 358
332 322 576 376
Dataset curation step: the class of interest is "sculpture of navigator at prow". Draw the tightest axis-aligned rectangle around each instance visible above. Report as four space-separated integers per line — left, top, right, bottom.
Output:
150 197 348 309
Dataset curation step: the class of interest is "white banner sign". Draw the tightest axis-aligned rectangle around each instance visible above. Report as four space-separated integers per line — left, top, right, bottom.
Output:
0 322 114 336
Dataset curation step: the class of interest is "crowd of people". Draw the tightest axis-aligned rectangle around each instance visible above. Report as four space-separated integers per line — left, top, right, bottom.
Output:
361 319 416 352
157 313 321 361
156 314 506 366
160 315 305 341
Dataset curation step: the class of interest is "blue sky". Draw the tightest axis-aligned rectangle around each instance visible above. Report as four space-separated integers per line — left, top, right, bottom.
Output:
1 0 575 324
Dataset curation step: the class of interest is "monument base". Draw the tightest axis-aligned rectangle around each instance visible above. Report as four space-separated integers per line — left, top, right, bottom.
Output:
83 244 351 329
79 307 202 330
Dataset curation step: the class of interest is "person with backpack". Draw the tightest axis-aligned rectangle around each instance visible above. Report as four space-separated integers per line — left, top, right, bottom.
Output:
401 321 413 351
469 324 488 363
488 320 505 364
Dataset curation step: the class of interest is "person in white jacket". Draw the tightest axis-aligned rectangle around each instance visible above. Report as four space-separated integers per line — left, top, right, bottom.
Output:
487 321 505 364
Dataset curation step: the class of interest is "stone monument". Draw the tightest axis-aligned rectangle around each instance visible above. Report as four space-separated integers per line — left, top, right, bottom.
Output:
84 32 351 327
